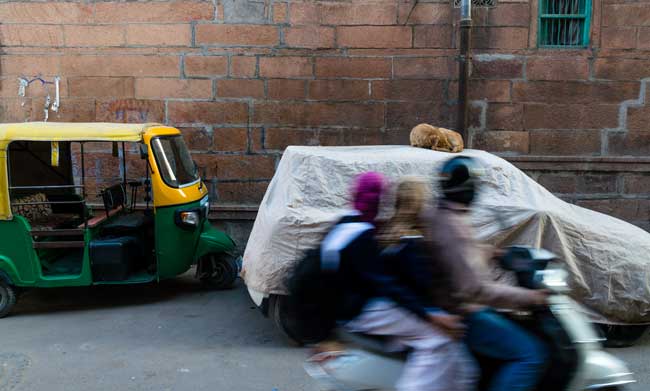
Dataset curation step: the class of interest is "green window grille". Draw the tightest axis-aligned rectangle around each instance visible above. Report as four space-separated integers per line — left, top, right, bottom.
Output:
538 0 592 48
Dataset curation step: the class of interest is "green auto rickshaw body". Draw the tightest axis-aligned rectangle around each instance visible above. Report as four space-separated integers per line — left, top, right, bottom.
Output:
154 200 236 281
0 123 237 299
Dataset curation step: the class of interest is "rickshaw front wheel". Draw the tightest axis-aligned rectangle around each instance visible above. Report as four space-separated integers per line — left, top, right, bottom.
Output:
198 253 238 290
0 280 17 319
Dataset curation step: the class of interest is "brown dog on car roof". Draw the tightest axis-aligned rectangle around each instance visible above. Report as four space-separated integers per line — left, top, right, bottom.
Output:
409 123 464 153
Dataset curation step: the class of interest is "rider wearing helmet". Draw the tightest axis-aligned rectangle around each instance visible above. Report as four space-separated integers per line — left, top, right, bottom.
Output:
439 156 482 205
424 156 549 391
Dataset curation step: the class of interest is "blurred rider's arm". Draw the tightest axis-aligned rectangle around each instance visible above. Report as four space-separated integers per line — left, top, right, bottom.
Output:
425 209 546 311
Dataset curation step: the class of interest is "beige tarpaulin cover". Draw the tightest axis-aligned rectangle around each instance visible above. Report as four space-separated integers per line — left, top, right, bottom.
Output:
242 146 650 324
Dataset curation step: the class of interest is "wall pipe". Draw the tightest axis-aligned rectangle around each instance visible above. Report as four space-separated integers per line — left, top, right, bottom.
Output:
457 0 473 147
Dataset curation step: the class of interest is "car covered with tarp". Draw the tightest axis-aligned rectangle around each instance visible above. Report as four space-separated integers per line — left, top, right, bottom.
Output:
243 145 650 329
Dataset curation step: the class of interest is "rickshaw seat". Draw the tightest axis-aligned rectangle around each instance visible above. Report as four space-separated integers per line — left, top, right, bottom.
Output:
81 183 128 229
101 213 151 235
82 206 123 229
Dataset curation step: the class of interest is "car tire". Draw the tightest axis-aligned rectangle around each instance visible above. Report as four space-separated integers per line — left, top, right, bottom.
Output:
598 323 648 348
269 294 315 346
269 295 299 346
198 253 239 290
0 280 17 318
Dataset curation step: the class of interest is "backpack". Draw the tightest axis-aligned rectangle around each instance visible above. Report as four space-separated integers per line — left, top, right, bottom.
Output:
284 246 339 344
285 220 374 344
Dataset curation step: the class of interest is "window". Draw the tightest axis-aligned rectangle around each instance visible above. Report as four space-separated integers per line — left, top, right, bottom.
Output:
539 0 591 47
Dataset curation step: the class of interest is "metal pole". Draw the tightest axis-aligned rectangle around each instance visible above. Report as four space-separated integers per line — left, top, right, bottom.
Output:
80 143 86 200
122 141 127 208
457 0 473 147
80 142 87 229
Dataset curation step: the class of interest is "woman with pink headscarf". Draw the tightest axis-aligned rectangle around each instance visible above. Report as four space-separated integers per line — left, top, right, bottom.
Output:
321 172 476 391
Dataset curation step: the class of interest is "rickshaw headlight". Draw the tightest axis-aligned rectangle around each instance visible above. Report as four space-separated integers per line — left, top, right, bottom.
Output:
179 211 200 227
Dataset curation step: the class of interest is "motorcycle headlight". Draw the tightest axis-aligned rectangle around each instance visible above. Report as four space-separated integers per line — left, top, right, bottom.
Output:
535 268 569 291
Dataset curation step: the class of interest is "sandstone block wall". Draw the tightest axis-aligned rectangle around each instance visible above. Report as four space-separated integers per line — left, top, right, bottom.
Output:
0 0 648 228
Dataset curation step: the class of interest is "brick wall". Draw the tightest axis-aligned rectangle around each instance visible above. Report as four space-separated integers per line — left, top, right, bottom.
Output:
0 0 648 229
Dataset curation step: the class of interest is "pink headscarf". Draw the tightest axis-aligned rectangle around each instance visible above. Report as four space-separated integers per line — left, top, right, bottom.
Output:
351 171 386 223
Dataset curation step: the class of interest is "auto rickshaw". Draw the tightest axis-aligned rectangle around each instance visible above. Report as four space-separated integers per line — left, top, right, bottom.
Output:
0 122 240 317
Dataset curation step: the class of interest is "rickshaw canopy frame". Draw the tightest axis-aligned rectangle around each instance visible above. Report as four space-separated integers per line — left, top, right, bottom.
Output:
0 122 173 220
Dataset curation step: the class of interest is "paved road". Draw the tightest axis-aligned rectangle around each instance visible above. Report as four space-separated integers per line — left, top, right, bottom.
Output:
0 274 318 391
606 333 650 391
0 273 647 391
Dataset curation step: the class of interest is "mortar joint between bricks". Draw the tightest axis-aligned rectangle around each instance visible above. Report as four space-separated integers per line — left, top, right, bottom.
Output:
247 98 254 133
180 54 186 79
615 173 624 194
212 0 219 21
509 80 513 104
206 125 215 151
260 126 267 151
611 78 650 134
304 79 311 97
246 126 253 154
601 129 609 156
190 21 197 48
279 25 285 47
411 25 415 48
468 99 488 144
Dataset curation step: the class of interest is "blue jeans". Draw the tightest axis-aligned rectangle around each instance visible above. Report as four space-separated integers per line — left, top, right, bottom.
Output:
466 309 547 391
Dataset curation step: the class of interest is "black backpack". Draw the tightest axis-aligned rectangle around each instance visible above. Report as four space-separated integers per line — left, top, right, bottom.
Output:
284 244 342 344
284 218 376 344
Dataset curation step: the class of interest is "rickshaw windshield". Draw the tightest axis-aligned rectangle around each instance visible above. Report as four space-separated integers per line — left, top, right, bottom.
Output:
151 136 199 188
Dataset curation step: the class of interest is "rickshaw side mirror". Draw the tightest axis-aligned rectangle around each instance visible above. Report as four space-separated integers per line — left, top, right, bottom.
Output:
194 160 206 179
193 160 206 190
139 144 148 159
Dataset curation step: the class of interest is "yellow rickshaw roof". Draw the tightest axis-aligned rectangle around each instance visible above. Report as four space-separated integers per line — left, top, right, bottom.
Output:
0 122 170 143
0 122 181 220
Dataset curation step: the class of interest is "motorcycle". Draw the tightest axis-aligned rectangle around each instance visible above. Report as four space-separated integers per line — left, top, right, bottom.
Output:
304 246 635 391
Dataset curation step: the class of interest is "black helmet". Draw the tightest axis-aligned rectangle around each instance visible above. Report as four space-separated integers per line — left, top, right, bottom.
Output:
439 156 484 205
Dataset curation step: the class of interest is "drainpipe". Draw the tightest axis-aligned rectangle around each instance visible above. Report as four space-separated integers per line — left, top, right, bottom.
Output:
457 0 472 147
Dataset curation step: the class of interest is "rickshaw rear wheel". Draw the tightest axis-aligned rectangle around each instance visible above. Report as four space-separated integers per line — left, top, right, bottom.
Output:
198 253 238 290
0 280 17 319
